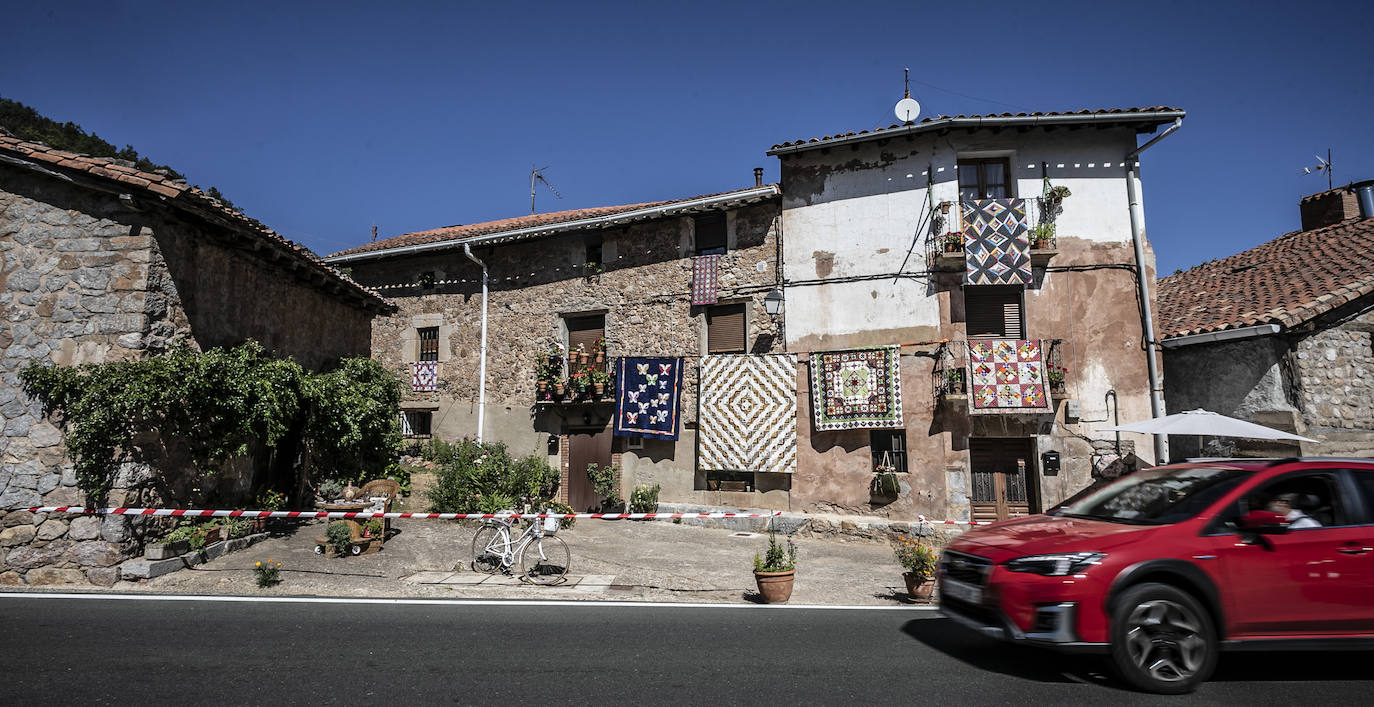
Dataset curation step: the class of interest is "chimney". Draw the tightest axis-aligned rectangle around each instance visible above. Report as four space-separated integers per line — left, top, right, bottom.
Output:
1299 183 1368 230
754 167 764 187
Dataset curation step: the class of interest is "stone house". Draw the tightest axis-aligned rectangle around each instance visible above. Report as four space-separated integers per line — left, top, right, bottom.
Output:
1158 181 1374 459
765 107 1185 522
0 131 391 586
325 183 785 512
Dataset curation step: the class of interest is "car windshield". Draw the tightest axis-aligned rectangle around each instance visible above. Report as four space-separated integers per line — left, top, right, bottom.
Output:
1049 466 1249 525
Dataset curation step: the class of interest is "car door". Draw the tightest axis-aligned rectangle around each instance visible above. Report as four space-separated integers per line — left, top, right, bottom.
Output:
1208 469 1371 637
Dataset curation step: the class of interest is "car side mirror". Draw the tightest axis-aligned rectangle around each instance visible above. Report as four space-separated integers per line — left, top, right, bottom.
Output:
1238 509 1290 534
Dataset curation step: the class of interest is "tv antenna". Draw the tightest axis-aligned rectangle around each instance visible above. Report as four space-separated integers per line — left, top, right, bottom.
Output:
894 68 921 124
1298 149 1333 190
530 165 564 214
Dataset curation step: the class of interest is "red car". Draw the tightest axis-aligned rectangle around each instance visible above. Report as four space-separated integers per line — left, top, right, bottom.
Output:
938 457 1374 693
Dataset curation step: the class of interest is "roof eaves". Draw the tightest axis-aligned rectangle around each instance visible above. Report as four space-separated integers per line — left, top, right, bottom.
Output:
324 184 781 264
766 109 1187 156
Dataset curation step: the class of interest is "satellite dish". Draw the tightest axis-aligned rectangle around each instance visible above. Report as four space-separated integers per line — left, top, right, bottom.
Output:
895 97 921 123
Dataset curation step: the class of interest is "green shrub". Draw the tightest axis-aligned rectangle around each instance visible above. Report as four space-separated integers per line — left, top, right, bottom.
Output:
585 463 622 510
427 439 561 515
629 483 660 513
326 521 353 555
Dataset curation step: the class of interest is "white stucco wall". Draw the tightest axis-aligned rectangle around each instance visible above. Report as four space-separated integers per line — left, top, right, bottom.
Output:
780 127 1144 346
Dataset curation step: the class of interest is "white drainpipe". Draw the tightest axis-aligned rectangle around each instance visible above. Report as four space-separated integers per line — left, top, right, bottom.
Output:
462 243 488 443
1125 117 1182 463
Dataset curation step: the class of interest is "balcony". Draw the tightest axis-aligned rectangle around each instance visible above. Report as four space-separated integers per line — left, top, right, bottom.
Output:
926 198 1061 273
934 339 1067 411
535 352 614 406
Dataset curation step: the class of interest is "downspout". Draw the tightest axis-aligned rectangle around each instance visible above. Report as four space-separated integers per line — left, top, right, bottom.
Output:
462 243 488 443
1125 117 1182 464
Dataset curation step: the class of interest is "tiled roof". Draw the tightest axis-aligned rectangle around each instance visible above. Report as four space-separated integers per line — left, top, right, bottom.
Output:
0 130 389 311
1157 217 1374 339
768 106 1185 153
328 185 780 259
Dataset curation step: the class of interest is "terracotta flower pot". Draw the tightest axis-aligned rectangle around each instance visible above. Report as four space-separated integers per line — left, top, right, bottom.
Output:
593 382 605 395
905 572 935 601
754 569 795 604
554 383 566 396
595 352 604 364
537 380 548 393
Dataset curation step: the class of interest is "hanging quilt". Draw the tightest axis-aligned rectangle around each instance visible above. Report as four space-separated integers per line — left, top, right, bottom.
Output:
962 198 1031 285
968 340 1051 411
691 254 720 305
410 361 438 392
699 354 797 474
613 357 684 441
810 345 903 431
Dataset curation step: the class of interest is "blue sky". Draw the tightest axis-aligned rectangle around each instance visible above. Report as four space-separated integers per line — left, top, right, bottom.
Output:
2 1 1370 274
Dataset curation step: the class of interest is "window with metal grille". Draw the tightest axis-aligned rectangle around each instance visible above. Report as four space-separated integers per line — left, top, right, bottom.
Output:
417 327 440 362
958 158 1013 200
694 213 727 255
401 411 432 437
707 303 746 353
964 286 1024 340
870 430 907 473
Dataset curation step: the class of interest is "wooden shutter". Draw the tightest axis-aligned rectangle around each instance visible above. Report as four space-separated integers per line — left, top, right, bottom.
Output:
567 315 605 355
707 303 746 353
965 286 1023 339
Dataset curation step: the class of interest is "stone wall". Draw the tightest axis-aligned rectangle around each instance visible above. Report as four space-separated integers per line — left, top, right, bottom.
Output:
1293 308 1374 456
350 201 785 506
0 165 379 586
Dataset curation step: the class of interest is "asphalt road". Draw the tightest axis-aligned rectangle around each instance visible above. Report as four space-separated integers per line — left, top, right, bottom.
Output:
2 594 1370 705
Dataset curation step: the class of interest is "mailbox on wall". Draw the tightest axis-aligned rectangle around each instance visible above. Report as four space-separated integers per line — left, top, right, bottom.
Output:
1041 450 1060 476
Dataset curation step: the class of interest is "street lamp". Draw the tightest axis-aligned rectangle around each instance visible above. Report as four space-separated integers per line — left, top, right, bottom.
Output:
764 288 784 316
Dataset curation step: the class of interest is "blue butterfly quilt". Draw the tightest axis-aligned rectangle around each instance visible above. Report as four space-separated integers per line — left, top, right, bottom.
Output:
613 357 684 440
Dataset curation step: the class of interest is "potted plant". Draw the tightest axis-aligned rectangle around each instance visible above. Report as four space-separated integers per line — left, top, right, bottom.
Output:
942 232 964 253
574 343 589 365
753 530 798 604
894 538 938 601
591 337 606 364
1043 184 1071 207
945 367 966 394
362 518 383 539
1047 366 1066 392
553 380 567 397
938 201 952 215
569 368 593 398
148 524 197 559
252 488 286 533
589 367 612 397
1030 222 1056 249
871 466 900 498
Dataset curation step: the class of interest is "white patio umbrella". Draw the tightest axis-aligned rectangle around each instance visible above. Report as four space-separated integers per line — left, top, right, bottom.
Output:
1102 408 1317 442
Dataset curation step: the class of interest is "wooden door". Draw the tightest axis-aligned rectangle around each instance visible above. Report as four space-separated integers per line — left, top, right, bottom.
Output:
567 426 612 512
970 437 1034 523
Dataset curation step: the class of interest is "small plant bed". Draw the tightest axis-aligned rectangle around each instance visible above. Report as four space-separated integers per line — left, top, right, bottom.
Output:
125 522 271 579
314 519 383 557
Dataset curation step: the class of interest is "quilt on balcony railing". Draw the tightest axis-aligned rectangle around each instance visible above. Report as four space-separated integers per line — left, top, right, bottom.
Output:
962 198 1031 285
968 339 1050 411
699 354 797 474
410 361 438 392
810 345 903 431
613 357 684 441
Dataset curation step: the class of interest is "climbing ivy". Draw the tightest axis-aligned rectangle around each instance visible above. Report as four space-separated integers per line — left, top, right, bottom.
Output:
19 341 401 505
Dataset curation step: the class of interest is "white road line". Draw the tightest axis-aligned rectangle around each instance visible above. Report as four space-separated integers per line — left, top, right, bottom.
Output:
0 592 940 611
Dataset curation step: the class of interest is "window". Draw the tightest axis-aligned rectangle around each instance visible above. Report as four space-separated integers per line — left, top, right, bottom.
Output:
964 286 1023 339
566 314 605 368
958 158 1012 200
871 430 907 473
1232 473 1347 529
586 235 602 267
417 327 440 362
401 411 432 437
1353 470 1374 524
694 213 727 255
707 303 746 353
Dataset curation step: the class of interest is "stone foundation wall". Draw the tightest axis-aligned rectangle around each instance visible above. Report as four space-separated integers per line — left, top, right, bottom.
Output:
1295 311 1374 431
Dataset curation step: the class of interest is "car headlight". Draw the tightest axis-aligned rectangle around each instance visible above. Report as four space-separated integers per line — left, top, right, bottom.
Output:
1005 552 1105 576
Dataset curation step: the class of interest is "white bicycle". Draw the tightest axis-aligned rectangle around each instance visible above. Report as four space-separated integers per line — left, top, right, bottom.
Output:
470 511 571 585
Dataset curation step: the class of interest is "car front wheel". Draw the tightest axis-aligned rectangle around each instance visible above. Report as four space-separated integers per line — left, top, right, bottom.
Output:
1109 582 1217 694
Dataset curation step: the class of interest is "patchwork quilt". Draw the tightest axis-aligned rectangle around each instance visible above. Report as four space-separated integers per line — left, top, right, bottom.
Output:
698 354 797 474
962 198 1031 285
613 357 684 441
810 346 903 431
410 361 438 392
691 254 720 305
968 340 1050 411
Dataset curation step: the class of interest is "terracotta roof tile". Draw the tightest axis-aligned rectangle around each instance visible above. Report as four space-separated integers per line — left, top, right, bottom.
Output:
770 106 1185 151
1157 217 1374 339
330 186 776 258
0 130 388 311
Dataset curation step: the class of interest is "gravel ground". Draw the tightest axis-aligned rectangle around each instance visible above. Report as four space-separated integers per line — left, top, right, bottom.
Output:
84 518 919 605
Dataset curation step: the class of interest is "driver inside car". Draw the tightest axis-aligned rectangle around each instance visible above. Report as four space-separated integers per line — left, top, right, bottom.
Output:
1266 492 1321 529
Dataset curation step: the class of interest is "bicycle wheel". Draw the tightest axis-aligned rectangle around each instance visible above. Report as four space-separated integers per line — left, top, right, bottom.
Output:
519 535 570 585
470 525 503 574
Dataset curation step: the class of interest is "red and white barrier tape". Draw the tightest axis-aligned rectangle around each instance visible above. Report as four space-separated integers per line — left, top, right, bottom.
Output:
23 507 984 525
25 507 785 521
